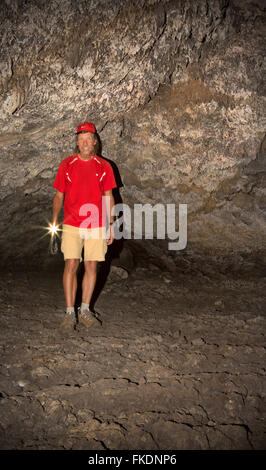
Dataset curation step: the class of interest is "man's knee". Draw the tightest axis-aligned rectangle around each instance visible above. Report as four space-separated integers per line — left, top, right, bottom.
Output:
84 260 98 273
64 258 79 273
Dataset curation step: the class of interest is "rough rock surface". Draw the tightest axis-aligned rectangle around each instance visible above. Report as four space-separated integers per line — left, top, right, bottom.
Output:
0 0 265 265
0 254 265 450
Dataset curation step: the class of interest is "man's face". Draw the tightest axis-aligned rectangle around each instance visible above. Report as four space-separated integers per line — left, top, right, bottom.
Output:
77 132 95 156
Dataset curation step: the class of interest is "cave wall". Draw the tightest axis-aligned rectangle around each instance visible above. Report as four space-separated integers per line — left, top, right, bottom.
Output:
0 0 265 266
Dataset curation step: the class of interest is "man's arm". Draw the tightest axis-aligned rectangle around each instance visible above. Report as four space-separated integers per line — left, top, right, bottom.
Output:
104 189 115 245
52 190 64 225
104 189 115 224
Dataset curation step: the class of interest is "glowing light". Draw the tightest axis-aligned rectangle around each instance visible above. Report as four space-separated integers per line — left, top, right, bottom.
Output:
48 223 59 235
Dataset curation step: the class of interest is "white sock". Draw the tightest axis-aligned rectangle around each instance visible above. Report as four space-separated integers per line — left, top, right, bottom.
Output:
81 302 90 313
66 307 75 314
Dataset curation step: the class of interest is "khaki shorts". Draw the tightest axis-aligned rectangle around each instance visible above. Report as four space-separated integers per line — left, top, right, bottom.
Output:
61 224 107 261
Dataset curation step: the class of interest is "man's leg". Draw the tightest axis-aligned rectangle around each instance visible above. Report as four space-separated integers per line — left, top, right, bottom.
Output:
59 224 83 329
82 260 98 305
59 258 79 329
78 260 101 328
78 228 107 328
63 258 79 307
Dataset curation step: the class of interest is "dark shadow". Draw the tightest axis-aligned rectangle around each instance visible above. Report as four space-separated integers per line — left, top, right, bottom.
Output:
90 148 126 311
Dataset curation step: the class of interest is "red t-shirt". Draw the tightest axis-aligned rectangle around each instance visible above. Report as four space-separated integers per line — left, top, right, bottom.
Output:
53 154 117 228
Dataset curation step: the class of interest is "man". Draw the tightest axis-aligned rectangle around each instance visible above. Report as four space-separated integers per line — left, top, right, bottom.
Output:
51 122 117 329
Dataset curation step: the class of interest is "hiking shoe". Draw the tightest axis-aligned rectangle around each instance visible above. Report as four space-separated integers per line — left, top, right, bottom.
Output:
78 307 102 328
59 310 76 330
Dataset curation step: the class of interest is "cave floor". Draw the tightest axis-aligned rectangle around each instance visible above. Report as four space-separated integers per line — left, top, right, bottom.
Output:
0 260 265 450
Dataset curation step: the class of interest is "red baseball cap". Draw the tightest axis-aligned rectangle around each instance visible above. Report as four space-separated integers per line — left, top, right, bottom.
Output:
76 122 96 134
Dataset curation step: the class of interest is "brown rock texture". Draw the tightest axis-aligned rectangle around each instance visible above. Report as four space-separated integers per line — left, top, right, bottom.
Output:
0 0 265 265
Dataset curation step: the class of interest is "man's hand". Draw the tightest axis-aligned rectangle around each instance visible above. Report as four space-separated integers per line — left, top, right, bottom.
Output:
48 221 60 255
106 224 114 245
